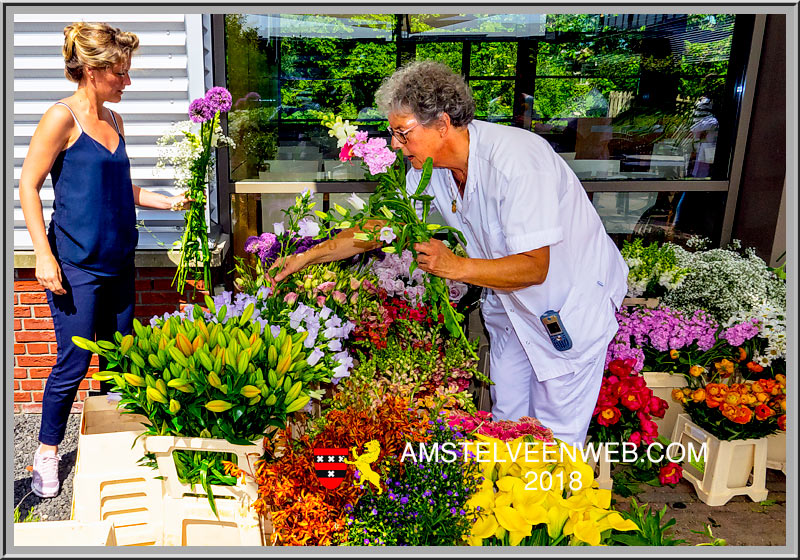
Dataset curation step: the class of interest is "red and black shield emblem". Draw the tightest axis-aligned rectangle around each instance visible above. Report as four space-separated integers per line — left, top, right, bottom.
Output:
314 447 348 490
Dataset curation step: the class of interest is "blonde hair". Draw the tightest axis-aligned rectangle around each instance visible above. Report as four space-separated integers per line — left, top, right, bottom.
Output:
62 22 139 83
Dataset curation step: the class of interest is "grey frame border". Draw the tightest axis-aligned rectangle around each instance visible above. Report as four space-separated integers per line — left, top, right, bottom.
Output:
5 2 797 558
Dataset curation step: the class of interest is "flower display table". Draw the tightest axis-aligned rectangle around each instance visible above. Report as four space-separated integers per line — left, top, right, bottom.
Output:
671 413 768 506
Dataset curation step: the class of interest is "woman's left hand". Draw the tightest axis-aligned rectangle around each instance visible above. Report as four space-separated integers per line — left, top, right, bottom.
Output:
414 239 462 280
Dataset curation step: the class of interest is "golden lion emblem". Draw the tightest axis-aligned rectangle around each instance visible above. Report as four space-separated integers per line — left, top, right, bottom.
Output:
344 440 382 494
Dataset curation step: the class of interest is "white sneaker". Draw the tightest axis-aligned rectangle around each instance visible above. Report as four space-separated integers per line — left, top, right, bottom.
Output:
31 447 60 498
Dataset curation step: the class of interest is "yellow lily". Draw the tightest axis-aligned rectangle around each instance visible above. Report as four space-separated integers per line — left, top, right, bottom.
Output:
494 505 533 546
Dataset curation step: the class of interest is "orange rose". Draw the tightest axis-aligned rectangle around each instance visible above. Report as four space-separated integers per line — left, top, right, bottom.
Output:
778 398 786 411
719 403 737 420
671 388 686 403
689 365 704 377
754 404 775 421
733 406 753 424
724 392 741 406
775 374 786 385
746 361 764 373
691 388 706 403
741 394 758 406
736 347 747 362
751 382 765 393
756 392 770 403
778 415 786 430
706 383 728 398
670 349 680 360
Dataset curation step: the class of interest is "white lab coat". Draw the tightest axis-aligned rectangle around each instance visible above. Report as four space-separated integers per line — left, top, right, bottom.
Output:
406 120 628 444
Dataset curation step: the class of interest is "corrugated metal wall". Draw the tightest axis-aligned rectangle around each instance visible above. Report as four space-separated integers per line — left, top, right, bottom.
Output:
12 13 212 250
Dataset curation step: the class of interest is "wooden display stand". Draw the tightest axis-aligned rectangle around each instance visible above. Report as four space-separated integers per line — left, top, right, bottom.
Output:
671 413 768 506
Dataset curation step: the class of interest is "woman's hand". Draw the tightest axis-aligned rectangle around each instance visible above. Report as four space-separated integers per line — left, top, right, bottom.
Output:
268 253 308 286
168 192 192 211
36 253 66 295
414 239 462 280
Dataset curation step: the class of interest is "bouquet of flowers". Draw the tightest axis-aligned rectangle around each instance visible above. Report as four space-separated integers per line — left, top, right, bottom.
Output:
157 86 234 295
621 238 689 298
311 114 476 358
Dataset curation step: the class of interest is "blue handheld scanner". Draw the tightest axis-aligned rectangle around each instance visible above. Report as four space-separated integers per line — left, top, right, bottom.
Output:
540 310 572 351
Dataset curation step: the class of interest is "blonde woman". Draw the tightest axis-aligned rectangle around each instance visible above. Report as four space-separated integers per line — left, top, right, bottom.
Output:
19 22 188 498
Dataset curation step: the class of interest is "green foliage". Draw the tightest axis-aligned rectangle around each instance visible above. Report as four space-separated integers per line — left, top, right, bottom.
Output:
606 498 687 546
621 238 690 298
14 505 40 523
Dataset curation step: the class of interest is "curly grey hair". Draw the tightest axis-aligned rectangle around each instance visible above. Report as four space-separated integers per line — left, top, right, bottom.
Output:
375 60 475 128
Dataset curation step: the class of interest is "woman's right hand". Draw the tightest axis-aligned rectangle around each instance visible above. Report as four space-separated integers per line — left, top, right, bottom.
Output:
36 253 66 295
268 253 307 286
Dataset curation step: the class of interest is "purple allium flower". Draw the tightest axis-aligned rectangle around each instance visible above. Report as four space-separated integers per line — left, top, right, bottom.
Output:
205 86 232 113
188 97 214 123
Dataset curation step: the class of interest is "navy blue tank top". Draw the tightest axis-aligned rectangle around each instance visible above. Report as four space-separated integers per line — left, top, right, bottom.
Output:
47 103 137 276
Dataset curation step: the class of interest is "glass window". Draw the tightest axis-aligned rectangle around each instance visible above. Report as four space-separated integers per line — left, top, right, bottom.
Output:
592 191 728 248
224 12 739 182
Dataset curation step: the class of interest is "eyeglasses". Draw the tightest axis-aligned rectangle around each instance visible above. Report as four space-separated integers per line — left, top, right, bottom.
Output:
387 121 420 144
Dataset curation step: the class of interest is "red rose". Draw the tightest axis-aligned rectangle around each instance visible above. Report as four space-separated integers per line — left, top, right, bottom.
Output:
608 359 633 378
778 414 786 430
648 396 669 419
597 406 622 426
629 431 642 446
597 388 619 408
621 390 645 411
659 462 683 485
754 404 775 421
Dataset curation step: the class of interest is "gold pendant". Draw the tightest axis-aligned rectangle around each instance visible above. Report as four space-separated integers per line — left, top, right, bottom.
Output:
451 199 457 213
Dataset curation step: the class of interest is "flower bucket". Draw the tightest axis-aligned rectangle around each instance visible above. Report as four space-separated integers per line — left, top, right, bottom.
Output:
766 431 786 474
642 371 687 442
671 413 768 506
622 297 660 309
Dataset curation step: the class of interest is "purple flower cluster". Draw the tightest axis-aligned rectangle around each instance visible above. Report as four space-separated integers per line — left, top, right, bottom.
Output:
243 232 329 268
721 318 761 347
188 86 232 123
205 86 233 113
351 136 397 175
614 305 720 352
286 301 355 379
605 341 646 373
244 232 279 265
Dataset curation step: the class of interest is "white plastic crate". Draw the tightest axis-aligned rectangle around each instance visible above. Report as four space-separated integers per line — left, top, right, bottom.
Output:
14 520 117 546
671 413 768 506
71 397 163 546
766 431 786 474
161 495 266 546
142 435 263 502
643 371 688 442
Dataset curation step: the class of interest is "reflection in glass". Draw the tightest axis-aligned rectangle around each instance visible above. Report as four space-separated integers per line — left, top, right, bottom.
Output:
224 13 736 182
593 191 727 247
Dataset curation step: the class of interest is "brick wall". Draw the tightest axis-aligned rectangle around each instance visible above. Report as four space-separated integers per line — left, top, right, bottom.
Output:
13 266 211 413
